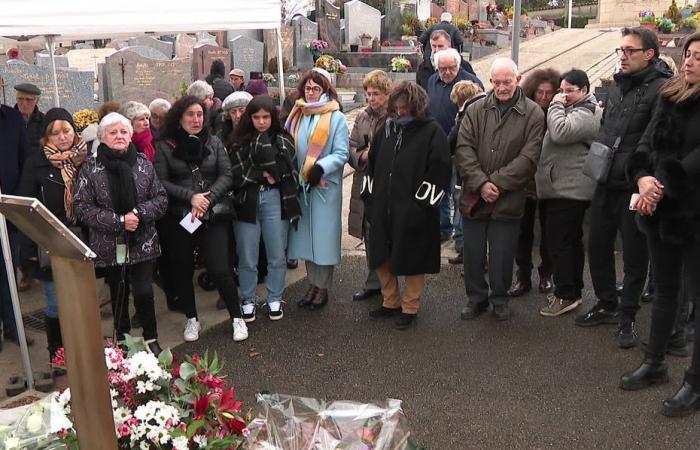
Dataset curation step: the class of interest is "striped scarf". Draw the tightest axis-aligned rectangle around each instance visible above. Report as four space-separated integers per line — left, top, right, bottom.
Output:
43 141 87 222
284 98 340 183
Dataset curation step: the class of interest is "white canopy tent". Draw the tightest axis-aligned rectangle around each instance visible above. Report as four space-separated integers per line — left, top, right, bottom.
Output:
0 0 284 390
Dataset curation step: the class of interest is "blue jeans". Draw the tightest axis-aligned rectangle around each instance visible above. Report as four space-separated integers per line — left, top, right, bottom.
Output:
43 280 58 319
234 188 289 305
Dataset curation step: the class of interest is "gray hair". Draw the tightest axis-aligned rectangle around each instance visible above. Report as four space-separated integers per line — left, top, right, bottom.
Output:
148 98 171 112
441 12 452 23
433 48 461 70
186 80 214 100
430 29 451 44
119 101 150 122
490 57 519 77
97 112 133 140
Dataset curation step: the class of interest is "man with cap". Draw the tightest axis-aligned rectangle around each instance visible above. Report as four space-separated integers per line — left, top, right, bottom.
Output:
14 83 44 157
229 69 246 91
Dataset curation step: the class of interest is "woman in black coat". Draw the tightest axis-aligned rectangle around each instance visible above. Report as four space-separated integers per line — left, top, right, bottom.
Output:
362 81 451 329
18 108 87 364
622 32 700 417
154 96 245 343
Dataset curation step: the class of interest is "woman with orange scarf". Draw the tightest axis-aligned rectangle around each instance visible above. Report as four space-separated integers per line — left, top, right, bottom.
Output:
285 69 349 310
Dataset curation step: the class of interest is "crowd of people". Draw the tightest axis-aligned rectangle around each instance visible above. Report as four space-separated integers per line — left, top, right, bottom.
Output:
1 26 700 417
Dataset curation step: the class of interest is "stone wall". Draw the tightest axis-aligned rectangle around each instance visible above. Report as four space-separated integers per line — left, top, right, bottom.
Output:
593 0 673 27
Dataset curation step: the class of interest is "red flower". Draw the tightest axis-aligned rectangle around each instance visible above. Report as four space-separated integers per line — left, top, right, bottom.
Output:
117 423 130 437
218 388 242 413
202 374 225 390
194 395 210 419
52 348 66 367
227 418 248 434
172 366 180 379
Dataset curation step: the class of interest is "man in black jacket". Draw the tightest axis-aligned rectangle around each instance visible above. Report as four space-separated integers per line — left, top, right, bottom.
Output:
419 12 463 61
575 28 672 349
417 30 476 90
13 83 44 157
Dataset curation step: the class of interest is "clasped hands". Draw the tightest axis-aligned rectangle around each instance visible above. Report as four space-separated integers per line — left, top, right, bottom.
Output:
191 191 211 221
635 176 664 216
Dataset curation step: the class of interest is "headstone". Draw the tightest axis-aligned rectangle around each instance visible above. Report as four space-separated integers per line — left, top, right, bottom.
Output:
65 49 117 77
0 64 94 113
263 26 294 73
229 35 264 82
122 45 169 60
317 0 342 52
293 16 318 70
36 53 69 68
127 36 174 59
196 32 218 45
383 0 404 41
175 33 197 59
344 0 381 46
106 40 129 50
192 44 232 81
102 49 190 105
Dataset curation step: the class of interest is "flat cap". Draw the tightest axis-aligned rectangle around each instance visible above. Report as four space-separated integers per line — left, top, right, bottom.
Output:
229 68 245 77
14 83 41 95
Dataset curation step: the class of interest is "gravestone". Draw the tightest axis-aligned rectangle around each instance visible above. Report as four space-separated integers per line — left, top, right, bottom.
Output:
103 49 190 105
122 45 169 60
344 0 381 46
196 32 218 45
65 48 117 77
263 26 294 73
317 0 342 52
0 64 93 113
383 0 404 41
293 16 318 70
127 36 174 59
175 33 197 59
106 39 129 50
229 35 264 82
36 53 69 68
192 44 231 81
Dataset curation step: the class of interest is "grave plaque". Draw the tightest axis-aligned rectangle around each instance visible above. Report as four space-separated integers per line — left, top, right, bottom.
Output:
293 17 318 69
229 36 264 82
36 53 69 68
344 0 381 45
0 64 93 113
127 36 174 59
175 33 197 59
192 44 231 81
317 0 342 52
103 49 190 105
263 26 294 72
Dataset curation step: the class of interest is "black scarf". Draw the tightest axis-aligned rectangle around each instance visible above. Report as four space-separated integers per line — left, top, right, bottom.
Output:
171 127 211 163
96 143 137 215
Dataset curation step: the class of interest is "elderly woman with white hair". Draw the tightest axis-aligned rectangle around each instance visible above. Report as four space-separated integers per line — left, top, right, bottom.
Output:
148 98 171 139
73 112 168 355
120 101 156 161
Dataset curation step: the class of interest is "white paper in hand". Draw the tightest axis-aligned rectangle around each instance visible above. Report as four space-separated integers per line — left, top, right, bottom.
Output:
179 213 202 234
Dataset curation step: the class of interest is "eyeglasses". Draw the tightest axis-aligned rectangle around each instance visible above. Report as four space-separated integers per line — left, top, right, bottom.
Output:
438 65 458 73
304 86 323 94
615 47 645 57
557 87 582 94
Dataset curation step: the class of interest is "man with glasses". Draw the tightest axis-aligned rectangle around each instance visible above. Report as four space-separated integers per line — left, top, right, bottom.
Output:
576 27 672 349
13 83 43 157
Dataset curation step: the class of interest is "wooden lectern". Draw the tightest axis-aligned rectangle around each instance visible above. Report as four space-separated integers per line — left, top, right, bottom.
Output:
0 194 117 450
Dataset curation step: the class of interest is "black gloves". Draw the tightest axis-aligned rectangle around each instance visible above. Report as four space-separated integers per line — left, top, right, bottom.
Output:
307 164 324 187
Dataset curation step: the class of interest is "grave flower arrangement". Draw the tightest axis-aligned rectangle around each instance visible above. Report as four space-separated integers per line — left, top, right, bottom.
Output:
51 338 249 450
72 109 98 133
308 39 328 60
390 56 412 73
262 73 277 86
639 9 656 23
486 3 499 21
314 54 347 74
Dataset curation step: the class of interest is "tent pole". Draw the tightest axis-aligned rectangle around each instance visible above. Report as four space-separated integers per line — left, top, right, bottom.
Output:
0 187 34 390
45 35 60 107
275 27 286 104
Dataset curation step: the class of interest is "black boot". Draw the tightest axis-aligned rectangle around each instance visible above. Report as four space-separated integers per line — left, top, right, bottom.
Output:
661 372 700 417
620 357 669 391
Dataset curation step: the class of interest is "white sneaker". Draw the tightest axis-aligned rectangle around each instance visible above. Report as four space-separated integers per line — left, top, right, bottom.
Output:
183 318 201 342
232 318 249 342
242 303 256 323
268 301 284 321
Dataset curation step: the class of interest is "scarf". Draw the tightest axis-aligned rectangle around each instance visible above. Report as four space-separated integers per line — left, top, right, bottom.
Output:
96 143 137 215
131 128 156 162
170 127 211 163
43 141 87 223
284 97 340 182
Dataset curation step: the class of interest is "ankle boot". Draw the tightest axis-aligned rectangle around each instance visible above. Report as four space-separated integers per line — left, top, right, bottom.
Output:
308 288 329 310
297 285 317 308
620 357 669 391
662 372 700 417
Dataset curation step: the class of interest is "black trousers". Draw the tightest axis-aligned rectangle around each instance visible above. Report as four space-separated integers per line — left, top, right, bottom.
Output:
159 215 241 320
543 199 589 300
514 197 552 278
646 235 700 376
588 187 648 318
105 261 158 341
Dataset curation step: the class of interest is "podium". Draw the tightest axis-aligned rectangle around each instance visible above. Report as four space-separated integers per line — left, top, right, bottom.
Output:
0 194 117 450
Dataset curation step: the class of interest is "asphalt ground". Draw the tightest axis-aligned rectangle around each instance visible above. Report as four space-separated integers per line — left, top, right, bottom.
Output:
180 255 700 450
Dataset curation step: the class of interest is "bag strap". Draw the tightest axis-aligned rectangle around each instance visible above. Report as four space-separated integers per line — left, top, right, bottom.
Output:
612 85 645 151
187 162 206 192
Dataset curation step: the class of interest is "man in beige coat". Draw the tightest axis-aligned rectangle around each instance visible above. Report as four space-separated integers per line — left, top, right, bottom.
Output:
455 58 544 321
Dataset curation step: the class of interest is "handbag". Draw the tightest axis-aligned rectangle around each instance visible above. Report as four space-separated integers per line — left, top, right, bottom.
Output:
582 138 620 183
460 190 495 220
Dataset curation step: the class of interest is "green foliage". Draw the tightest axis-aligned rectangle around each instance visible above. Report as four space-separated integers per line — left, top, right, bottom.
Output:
681 17 698 32
665 0 682 24
553 15 594 28
363 0 386 15
453 16 471 33
657 17 677 33
425 16 439 28
268 56 289 74
402 13 423 36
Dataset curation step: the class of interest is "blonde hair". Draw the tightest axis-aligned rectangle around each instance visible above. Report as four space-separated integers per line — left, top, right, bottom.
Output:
450 80 482 105
362 70 392 94
660 32 700 103
658 54 678 76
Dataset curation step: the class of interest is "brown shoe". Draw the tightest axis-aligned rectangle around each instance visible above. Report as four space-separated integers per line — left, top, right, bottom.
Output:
308 288 329 310
297 285 317 308
448 253 463 265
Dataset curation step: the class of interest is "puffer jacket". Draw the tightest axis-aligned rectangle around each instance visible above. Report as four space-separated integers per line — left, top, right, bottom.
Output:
536 93 602 201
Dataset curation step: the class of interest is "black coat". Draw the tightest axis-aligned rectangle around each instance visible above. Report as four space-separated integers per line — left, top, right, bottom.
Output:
154 135 233 219
419 21 464 59
15 105 44 157
596 59 671 190
626 93 700 245
417 57 476 90
0 105 28 196
212 77 234 102
365 118 451 276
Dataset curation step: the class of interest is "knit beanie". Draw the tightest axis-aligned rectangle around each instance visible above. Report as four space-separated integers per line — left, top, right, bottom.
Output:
222 91 253 111
245 79 269 97
41 107 76 137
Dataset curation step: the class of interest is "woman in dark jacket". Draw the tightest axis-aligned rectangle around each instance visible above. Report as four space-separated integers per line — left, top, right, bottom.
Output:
622 32 700 417
73 112 167 355
154 96 245 342
363 81 451 329
18 108 87 364
230 95 300 322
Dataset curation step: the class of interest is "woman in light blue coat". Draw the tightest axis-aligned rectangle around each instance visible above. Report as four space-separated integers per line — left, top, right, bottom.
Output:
285 69 349 310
